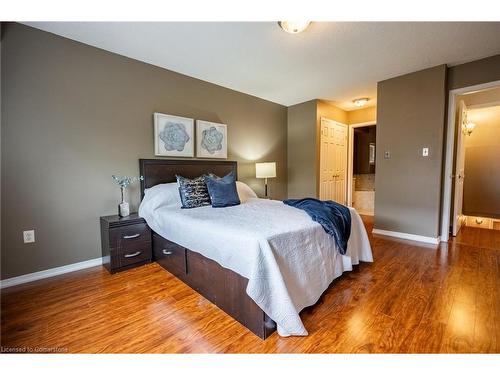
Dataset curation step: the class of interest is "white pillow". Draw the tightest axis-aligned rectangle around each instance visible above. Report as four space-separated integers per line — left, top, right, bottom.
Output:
141 180 257 208
236 181 258 202
143 182 181 207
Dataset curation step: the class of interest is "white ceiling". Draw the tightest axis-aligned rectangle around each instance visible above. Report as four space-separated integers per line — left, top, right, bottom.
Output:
25 22 500 110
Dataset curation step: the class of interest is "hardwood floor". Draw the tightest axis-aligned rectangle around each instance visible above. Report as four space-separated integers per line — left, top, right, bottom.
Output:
1 217 499 353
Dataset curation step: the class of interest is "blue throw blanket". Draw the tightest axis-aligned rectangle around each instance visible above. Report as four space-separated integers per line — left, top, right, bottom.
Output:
283 198 351 255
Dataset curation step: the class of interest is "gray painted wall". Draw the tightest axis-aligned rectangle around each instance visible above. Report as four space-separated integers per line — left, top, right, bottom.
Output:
1 23 287 279
374 65 447 238
463 109 500 219
287 99 355 199
286 100 317 198
448 54 500 91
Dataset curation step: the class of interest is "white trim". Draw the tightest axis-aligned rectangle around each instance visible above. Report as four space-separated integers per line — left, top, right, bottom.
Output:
347 121 376 207
0 257 103 289
348 121 376 127
440 79 500 242
372 228 440 245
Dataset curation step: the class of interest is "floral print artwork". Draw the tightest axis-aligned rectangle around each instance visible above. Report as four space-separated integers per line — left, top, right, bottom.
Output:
196 120 227 159
201 126 223 154
160 122 190 152
154 113 194 157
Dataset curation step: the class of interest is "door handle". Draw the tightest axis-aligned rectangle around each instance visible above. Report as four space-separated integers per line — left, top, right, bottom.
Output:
124 251 142 258
162 249 173 255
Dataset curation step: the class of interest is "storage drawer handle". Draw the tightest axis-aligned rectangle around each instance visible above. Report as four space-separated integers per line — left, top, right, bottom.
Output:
162 249 173 255
123 233 141 239
124 251 142 258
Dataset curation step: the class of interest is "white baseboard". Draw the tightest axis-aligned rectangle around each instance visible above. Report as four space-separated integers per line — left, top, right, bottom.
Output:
0 257 103 289
372 228 440 245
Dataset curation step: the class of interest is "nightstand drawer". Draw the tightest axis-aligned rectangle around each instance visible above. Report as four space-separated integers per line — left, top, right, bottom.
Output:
153 234 186 279
101 213 152 274
110 223 150 248
113 241 152 269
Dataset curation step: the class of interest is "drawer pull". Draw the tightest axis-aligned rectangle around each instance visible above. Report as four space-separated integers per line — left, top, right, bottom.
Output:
124 251 142 258
123 233 141 239
162 249 173 255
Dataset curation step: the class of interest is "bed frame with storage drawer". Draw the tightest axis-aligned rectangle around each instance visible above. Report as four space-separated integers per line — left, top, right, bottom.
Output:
139 159 276 339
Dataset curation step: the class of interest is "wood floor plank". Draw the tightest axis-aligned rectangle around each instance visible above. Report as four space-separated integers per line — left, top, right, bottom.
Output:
1 217 499 353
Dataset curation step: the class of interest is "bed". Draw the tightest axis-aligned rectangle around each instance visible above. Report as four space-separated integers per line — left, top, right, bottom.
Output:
138 159 373 339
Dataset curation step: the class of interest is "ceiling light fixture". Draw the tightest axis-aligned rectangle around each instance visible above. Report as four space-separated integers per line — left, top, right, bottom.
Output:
278 21 311 34
353 98 369 107
463 122 476 136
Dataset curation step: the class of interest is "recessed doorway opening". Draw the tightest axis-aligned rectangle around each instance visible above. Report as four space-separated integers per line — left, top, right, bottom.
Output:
347 121 376 215
441 81 500 241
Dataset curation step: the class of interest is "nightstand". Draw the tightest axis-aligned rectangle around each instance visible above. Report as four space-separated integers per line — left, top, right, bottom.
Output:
100 213 152 273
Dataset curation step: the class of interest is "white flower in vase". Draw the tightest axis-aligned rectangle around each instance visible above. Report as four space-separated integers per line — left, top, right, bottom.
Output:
112 175 144 217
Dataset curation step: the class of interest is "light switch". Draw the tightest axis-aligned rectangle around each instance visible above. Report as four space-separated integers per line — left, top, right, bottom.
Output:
384 151 391 159
23 230 35 243
423 147 429 157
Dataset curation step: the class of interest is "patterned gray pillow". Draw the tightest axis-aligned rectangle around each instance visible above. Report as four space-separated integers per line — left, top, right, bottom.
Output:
176 175 211 209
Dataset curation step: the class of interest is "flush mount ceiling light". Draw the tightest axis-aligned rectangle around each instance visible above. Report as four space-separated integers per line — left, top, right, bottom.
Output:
353 98 370 107
278 21 311 34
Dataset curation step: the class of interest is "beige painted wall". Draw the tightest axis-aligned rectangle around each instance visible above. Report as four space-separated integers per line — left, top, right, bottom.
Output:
317 100 348 124
287 99 349 199
374 65 447 238
461 86 500 107
287 100 317 198
448 54 500 90
347 106 377 124
1 23 287 279
287 100 377 199
463 106 500 219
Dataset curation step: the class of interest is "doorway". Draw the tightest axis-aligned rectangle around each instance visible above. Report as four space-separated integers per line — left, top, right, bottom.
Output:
441 81 500 241
347 121 376 214
319 117 348 204
348 123 376 215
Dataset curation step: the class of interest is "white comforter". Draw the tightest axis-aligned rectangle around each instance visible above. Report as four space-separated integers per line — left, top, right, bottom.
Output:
139 197 373 336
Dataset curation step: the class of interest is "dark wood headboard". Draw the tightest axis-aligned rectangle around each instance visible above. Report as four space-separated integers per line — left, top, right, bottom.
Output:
139 159 238 199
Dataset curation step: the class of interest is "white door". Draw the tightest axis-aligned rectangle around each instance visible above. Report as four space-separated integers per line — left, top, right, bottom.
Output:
452 100 467 236
319 118 348 204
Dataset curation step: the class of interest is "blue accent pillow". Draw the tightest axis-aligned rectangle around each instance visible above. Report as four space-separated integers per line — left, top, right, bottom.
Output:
176 175 211 209
204 171 241 208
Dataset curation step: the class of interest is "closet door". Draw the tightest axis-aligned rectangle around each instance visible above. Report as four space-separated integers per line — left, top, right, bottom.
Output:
333 122 347 204
319 118 348 204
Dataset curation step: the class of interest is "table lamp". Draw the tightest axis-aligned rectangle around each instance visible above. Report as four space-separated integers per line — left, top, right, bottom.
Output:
255 162 276 198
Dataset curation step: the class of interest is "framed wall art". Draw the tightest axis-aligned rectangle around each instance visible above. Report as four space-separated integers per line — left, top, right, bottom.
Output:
154 113 194 157
196 120 227 159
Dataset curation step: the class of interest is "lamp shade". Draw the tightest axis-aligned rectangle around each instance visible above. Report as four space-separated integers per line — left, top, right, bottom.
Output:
255 162 276 179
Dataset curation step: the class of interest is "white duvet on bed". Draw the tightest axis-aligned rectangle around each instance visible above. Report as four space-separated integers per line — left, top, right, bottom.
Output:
139 187 373 337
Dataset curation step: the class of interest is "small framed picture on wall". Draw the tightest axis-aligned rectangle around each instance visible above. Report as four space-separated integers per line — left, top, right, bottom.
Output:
196 120 227 159
154 113 194 157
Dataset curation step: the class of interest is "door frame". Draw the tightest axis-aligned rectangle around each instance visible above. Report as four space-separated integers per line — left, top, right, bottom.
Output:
452 100 467 236
347 121 377 207
319 117 349 204
440 79 500 242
